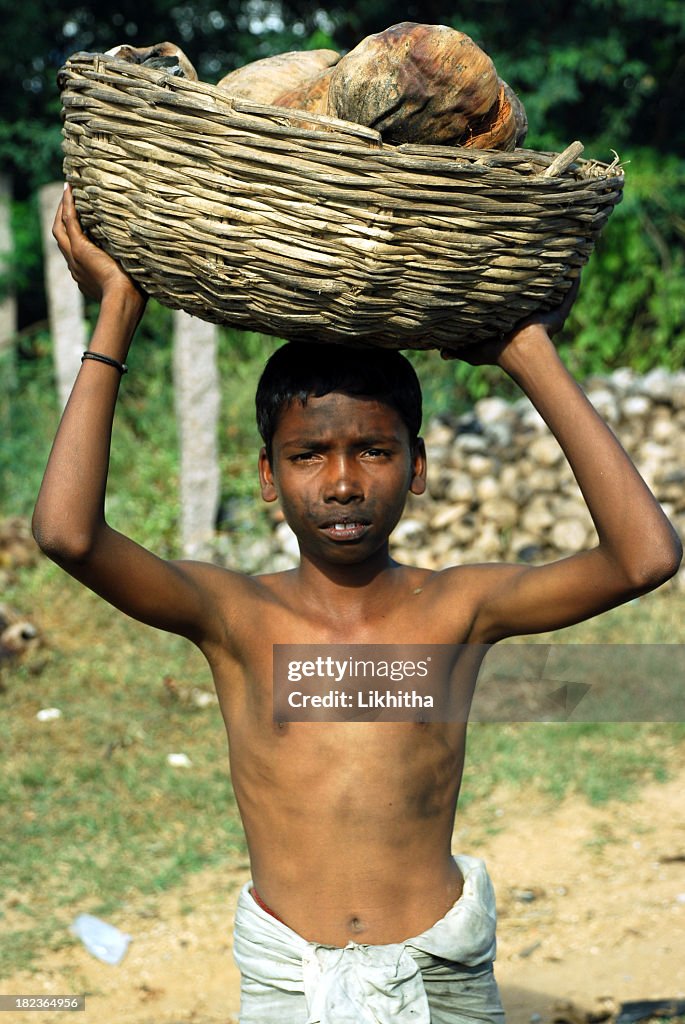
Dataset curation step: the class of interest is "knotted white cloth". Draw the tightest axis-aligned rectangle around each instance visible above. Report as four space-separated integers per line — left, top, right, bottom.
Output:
233 855 497 1024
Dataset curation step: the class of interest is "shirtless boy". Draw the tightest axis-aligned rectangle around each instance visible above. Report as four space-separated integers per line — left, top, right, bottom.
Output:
34 186 682 1023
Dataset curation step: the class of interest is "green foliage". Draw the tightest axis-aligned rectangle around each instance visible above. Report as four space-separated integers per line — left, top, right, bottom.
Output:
558 149 685 375
0 195 44 308
0 332 60 515
0 303 184 549
7 195 45 294
0 121 63 198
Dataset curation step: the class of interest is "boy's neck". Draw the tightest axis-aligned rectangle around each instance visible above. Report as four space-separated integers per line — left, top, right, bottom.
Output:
291 546 405 620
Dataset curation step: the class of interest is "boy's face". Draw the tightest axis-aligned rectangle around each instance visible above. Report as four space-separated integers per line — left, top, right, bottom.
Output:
259 391 426 566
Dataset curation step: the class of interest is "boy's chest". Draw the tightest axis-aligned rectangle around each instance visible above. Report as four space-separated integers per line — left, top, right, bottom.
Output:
211 577 481 710
243 589 474 647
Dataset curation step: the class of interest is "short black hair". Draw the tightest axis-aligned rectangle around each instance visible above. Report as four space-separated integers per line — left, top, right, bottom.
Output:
256 341 422 460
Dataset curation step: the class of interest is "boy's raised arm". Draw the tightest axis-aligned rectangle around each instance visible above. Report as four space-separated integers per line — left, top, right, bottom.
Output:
459 286 683 642
32 186 229 645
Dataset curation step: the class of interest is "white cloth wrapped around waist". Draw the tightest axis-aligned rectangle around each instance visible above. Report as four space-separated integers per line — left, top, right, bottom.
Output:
233 854 497 1024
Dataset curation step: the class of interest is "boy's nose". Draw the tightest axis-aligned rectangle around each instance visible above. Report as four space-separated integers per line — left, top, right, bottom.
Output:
324 457 363 502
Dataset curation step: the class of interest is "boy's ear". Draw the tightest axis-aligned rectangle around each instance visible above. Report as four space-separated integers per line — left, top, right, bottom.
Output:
410 438 427 496
258 447 278 503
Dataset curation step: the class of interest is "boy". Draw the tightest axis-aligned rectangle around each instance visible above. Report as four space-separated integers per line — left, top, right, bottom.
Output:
34 186 681 1023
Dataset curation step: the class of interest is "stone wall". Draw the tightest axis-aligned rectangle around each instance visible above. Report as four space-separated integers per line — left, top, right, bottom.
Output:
265 367 685 589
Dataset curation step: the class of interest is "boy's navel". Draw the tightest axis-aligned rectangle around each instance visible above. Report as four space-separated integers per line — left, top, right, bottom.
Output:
346 915 366 935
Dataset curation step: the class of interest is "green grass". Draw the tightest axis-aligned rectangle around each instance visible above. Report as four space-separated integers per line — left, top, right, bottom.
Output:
462 719 682 810
1 563 246 975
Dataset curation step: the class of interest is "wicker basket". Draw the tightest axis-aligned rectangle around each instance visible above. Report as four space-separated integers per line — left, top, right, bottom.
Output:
59 53 624 350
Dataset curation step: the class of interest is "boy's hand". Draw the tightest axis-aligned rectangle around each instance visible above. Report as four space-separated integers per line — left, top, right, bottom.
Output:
441 275 580 367
52 184 146 310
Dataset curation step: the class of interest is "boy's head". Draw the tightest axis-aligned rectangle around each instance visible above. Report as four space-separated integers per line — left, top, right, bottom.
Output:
256 341 423 462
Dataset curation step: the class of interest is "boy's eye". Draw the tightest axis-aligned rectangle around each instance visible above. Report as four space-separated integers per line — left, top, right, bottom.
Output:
363 448 391 458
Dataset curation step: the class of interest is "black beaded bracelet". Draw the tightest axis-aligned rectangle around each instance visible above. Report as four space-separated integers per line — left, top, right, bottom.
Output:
81 351 128 375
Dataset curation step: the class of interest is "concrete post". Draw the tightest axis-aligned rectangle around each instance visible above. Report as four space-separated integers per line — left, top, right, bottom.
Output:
39 182 86 408
0 175 17 380
172 310 221 558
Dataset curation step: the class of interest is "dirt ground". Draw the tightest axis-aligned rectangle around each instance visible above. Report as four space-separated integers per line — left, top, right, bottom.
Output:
4 768 684 1024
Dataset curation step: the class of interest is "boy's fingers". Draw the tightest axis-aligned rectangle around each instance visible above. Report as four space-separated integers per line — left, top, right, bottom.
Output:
52 202 72 261
52 206 62 243
52 186 77 247
60 187 82 239
59 185 92 254
52 188 91 287
61 182 74 215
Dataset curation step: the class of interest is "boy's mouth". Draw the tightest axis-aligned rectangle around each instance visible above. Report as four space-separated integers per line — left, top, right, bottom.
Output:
320 519 370 541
